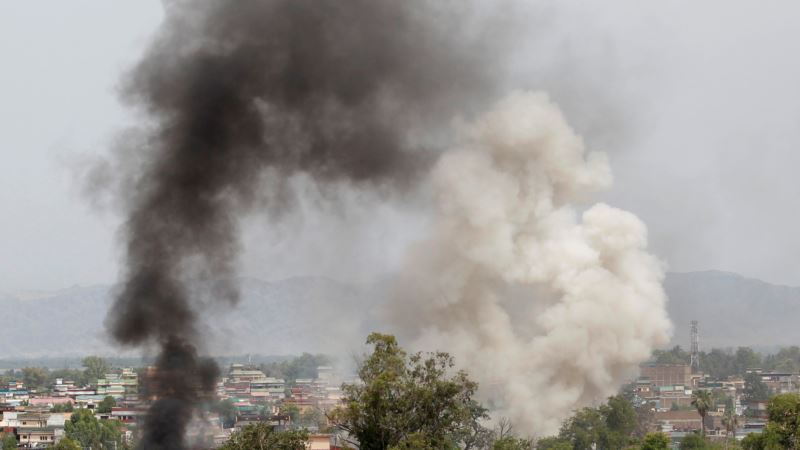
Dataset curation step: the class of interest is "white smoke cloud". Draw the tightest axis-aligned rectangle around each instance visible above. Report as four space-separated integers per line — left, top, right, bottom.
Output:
391 91 672 435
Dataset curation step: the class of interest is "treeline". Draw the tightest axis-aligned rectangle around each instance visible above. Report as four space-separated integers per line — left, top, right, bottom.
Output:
0 356 116 391
257 352 331 383
0 353 334 392
652 345 800 379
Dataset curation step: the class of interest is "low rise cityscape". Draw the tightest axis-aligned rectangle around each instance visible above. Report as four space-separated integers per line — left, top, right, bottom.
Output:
2 324 800 449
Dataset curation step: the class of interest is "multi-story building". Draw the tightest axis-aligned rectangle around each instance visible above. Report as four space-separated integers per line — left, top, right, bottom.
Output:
96 367 139 401
640 364 692 387
228 365 267 383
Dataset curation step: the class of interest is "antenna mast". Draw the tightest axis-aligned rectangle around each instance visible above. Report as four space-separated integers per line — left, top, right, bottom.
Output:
690 320 700 372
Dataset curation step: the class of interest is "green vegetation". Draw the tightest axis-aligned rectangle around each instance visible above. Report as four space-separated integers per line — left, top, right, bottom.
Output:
1 355 114 395
328 333 532 450
53 438 82 450
679 433 708 450
96 395 116 414
218 423 308 450
740 393 800 449
723 396 739 441
691 390 713 437
21 366 48 391
212 398 238 428
641 432 670 450
652 345 800 380
259 353 331 383
51 402 75 413
299 406 328 431
329 333 487 449
82 356 110 386
64 408 124 450
1 433 17 450
743 373 770 402
543 394 637 450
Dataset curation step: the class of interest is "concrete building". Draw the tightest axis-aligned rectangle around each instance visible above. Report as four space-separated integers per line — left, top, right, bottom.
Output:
641 364 692 387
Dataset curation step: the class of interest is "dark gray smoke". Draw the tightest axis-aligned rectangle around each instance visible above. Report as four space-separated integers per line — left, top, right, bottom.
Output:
108 0 507 448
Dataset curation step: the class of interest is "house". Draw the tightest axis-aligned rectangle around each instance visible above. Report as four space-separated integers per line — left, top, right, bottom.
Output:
17 426 62 447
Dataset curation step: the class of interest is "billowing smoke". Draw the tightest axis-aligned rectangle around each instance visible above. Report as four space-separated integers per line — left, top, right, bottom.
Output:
107 0 502 447
104 0 671 443
391 91 672 435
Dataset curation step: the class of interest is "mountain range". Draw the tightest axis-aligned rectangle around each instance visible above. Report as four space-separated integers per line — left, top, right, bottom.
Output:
1 270 798 358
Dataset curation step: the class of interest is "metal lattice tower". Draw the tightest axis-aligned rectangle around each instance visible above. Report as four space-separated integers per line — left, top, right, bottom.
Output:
690 320 700 372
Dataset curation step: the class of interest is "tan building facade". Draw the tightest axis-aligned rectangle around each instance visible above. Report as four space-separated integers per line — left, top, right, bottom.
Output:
640 364 692 387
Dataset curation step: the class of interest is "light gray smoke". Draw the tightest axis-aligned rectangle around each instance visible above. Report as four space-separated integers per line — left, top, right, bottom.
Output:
391 91 672 435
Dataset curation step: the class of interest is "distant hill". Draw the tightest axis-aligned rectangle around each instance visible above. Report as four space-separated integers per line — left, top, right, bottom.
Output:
1 270 798 359
664 270 800 350
0 277 380 359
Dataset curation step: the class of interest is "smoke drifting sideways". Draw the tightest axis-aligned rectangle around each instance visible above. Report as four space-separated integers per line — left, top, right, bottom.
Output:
105 0 505 448
392 91 672 435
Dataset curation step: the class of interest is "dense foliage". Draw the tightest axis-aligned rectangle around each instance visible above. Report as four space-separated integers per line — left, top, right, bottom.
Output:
741 393 800 449
652 345 800 379
330 333 488 450
0 355 114 392
258 353 331 383
743 373 771 402
640 432 670 450
64 408 124 450
53 438 82 450
1 433 17 450
538 395 637 450
96 395 116 414
218 423 308 450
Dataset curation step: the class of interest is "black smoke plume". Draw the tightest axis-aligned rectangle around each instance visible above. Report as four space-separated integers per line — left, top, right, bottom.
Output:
108 0 504 447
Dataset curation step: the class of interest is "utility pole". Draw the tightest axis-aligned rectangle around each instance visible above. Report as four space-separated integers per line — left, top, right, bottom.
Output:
690 320 700 373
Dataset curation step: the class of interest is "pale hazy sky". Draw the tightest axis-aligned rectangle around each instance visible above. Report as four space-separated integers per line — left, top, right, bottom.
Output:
2 1 800 291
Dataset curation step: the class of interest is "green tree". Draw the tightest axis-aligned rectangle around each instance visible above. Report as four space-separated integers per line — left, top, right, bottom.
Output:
641 432 670 450
50 368 89 388
53 438 82 450
740 432 782 450
680 432 709 450
744 373 770 402
212 398 237 428
700 349 736 379
21 367 49 391
652 346 691 365
51 402 75 413
558 407 605 450
330 333 486 450
218 423 308 450
762 393 800 449
259 353 331 383
556 395 637 449
764 346 800 373
96 396 116 414
1 433 17 450
281 403 301 424
691 390 713 437
491 436 533 450
300 407 327 430
722 397 738 442
601 395 637 448
634 401 657 439
535 437 571 450
82 356 110 386
64 408 123 450
735 347 762 375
